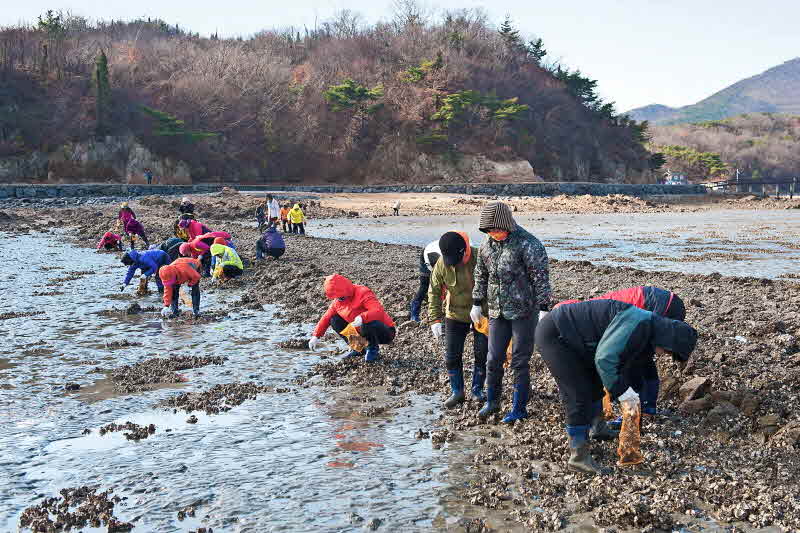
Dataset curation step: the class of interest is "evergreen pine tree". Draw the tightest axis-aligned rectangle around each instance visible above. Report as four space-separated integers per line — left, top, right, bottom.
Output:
93 50 111 136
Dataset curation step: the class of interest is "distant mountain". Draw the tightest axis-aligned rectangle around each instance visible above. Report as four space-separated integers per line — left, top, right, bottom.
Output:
628 58 800 125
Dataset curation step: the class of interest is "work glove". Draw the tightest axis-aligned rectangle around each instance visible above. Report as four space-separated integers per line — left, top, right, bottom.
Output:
351 315 364 328
308 336 320 352
160 307 172 318
538 310 549 321
120 284 126 293
470 305 483 324
430 322 443 340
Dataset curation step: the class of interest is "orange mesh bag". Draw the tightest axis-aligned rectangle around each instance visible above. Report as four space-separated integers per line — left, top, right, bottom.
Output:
617 389 644 466
340 323 369 352
136 277 149 296
602 389 614 420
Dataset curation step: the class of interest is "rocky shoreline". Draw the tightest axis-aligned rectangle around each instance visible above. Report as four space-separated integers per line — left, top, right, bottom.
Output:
8 192 800 531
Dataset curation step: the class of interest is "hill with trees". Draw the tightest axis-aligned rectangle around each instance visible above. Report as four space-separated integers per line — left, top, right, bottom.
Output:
649 113 800 181
0 7 657 184
628 58 800 126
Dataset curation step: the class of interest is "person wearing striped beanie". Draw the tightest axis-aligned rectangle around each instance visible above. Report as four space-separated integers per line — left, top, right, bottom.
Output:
471 201 552 424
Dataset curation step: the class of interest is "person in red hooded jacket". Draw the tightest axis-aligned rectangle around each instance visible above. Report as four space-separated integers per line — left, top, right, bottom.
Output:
158 257 202 318
553 286 686 418
308 274 396 362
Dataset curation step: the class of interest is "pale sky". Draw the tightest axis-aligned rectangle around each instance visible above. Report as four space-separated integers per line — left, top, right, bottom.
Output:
4 1 799 111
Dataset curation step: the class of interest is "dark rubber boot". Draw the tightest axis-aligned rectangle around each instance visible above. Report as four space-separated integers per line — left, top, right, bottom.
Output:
501 382 529 424
410 300 421 322
191 285 201 317
470 365 486 403
567 425 605 475
364 346 380 362
590 400 619 440
444 369 465 408
478 386 500 419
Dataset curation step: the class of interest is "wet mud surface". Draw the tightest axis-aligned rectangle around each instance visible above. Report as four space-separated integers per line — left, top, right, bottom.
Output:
3 193 800 531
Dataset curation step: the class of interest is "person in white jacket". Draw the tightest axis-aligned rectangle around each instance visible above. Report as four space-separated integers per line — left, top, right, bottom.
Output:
266 194 281 226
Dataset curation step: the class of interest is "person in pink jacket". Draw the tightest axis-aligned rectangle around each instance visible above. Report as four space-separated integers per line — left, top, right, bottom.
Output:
97 232 123 251
178 218 212 241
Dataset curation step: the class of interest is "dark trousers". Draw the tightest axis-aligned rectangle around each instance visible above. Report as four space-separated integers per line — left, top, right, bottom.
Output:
281 220 289 232
627 354 658 393
153 266 165 292
536 313 604 426
292 223 305 235
487 313 537 388
444 318 488 372
170 284 200 315
412 273 430 308
222 265 243 278
330 314 396 350
256 240 285 260
201 254 212 276
393 208 399 215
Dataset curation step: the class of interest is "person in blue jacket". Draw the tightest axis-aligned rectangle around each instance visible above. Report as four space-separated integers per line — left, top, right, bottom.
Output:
255 225 286 260
120 249 171 294
536 299 697 475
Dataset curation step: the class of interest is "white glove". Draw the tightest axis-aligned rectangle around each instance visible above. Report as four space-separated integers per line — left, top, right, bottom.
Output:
618 387 639 402
470 305 483 324
160 307 172 318
539 310 549 321
351 315 364 328
308 336 320 352
430 322 443 339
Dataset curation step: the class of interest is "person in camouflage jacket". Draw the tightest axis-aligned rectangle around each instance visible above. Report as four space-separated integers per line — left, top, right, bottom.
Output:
471 201 552 423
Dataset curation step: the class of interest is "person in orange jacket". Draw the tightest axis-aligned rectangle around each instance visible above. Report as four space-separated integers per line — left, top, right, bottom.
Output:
158 257 202 318
279 204 290 233
308 274 396 362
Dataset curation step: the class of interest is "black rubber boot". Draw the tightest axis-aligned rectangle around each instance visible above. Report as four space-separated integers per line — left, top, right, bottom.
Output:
444 370 465 408
590 400 619 441
566 425 606 475
477 386 500 419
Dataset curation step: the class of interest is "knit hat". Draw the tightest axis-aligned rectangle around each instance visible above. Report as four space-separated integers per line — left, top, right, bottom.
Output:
478 202 516 233
439 232 467 266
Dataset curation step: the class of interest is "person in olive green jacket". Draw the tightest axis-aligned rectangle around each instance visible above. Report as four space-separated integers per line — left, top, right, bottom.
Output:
428 231 489 409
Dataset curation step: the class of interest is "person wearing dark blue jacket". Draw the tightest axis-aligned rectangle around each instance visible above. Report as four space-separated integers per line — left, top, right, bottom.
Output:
120 250 171 293
536 299 697 475
255 226 286 260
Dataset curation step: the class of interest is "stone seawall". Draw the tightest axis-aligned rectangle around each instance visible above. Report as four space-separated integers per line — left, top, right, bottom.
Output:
0 182 706 199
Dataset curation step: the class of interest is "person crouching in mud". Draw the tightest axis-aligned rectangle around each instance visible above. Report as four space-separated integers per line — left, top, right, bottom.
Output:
97 232 123 251
536 298 697 475
120 249 170 294
308 274 396 362
255 225 285 260
554 285 687 421
159 258 202 318
428 231 488 408
210 242 243 282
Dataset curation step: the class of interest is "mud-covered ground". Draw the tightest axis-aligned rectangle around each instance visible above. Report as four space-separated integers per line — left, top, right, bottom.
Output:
6 190 800 531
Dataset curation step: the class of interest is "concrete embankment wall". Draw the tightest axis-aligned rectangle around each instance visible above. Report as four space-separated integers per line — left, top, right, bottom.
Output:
0 182 706 199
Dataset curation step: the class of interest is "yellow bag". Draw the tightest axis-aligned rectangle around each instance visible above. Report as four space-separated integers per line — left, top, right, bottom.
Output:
617 393 644 466
473 317 512 368
340 323 369 352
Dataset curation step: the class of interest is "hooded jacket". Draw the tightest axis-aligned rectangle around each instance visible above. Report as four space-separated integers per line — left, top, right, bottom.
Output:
124 218 146 237
550 299 698 399
260 226 286 249
123 250 170 285
313 274 395 338
428 232 487 324
118 206 136 225
472 203 551 319
97 232 121 250
555 286 686 321
266 198 281 219
159 258 202 306
288 204 305 224
160 237 185 261
179 201 195 215
210 244 243 279
179 219 211 241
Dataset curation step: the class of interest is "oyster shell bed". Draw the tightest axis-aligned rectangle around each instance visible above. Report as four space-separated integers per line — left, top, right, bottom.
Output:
104 355 227 393
9 198 800 531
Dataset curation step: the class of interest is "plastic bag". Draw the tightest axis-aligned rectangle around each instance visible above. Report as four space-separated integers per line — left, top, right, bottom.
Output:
602 389 614 420
617 389 644 466
340 323 369 352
